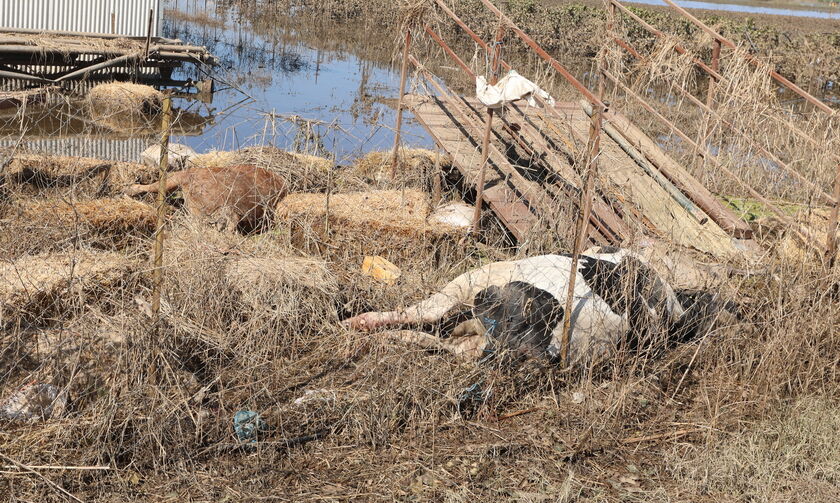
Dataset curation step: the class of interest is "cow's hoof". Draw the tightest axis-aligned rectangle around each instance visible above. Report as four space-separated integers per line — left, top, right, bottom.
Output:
342 313 376 331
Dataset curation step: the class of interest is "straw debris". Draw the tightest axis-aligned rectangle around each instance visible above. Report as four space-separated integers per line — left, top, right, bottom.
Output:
86 82 163 120
0 250 137 327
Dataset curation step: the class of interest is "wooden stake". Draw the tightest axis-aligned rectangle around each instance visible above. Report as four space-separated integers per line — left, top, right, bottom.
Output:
560 104 604 364
390 30 412 179
144 8 155 59
151 93 172 322
471 109 495 235
433 149 442 205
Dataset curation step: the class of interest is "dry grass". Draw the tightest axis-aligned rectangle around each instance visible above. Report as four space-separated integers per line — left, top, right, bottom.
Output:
0 196 158 259
1 3 839 496
0 250 138 328
0 143 837 502
5 153 161 196
667 397 840 502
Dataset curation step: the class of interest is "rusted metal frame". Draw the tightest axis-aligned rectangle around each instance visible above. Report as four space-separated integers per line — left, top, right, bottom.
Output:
424 26 475 78
429 0 590 154
458 95 619 244
476 0 605 108
473 96 626 243
659 0 836 117
609 0 724 82
428 1 626 241
391 30 413 178
603 69 824 250
410 56 564 226
828 167 840 265
604 109 751 238
613 36 643 61
151 93 172 322
579 99 709 223
561 105 605 364
508 102 632 243
423 13 595 204
707 39 721 108
614 35 836 206
408 96 530 240
472 22 505 235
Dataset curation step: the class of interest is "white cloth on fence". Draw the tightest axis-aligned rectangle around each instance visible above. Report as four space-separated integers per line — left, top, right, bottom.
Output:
475 69 556 109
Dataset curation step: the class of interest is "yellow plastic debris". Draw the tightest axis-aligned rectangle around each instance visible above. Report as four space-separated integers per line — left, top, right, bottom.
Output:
361 256 401 284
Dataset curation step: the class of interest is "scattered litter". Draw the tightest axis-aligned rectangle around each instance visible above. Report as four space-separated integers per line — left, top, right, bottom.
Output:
0 383 67 422
571 391 586 404
293 389 337 406
361 256 401 284
476 69 556 109
428 202 474 229
233 410 268 444
456 381 492 417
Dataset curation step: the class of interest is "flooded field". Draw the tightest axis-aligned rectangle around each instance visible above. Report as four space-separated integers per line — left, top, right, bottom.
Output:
624 0 840 19
0 0 434 163
161 0 434 161
0 0 836 162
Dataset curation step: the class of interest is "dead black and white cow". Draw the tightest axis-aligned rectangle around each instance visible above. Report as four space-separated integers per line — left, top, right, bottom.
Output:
343 247 737 365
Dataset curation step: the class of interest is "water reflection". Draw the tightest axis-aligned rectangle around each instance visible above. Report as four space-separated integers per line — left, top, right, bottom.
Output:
162 1 433 161
624 0 840 19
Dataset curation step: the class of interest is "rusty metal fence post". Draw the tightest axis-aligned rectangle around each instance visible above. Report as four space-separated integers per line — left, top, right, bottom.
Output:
151 93 172 322
471 23 505 235
829 164 840 267
390 30 412 178
560 103 605 364
706 38 721 108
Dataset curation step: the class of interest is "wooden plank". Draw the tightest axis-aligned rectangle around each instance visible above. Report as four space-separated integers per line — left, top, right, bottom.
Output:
566 114 740 259
605 110 754 239
410 99 535 240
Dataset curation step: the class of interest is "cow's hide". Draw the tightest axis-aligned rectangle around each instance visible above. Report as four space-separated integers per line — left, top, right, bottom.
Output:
344 248 735 365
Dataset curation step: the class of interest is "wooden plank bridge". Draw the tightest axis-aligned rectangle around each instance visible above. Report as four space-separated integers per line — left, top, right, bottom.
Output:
406 91 753 259
388 0 839 263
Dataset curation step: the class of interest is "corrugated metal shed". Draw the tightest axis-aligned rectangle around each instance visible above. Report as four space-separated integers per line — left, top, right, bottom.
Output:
0 136 153 163
0 0 162 37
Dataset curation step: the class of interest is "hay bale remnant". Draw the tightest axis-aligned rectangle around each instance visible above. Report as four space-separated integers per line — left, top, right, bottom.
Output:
352 148 451 183
5 154 160 196
87 82 163 121
190 146 333 192
0 250 137 327
13 197 157 234
276 189 465 263
2 197 157 258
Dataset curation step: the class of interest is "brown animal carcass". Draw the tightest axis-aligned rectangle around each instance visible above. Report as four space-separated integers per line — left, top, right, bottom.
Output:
126 164 287 232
